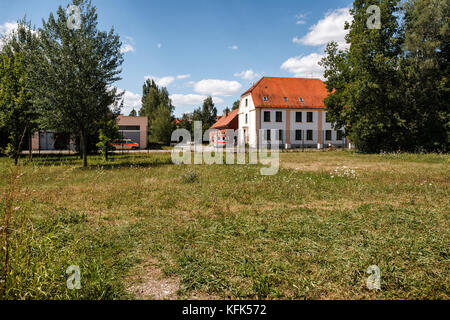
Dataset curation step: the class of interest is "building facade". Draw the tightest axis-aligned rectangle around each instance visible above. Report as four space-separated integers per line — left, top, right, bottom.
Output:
209 108 239 145
117 115 148 150
238 77 348 149
31 115 148 151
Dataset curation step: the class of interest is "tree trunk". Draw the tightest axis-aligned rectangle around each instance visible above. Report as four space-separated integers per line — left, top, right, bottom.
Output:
28 132 33 162
79 135 83 160
81 132 88 167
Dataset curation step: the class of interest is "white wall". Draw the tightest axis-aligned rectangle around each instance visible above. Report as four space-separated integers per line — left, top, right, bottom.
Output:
260 109 287 144
238 94 257 147
322 111 345 145
289 110 320 144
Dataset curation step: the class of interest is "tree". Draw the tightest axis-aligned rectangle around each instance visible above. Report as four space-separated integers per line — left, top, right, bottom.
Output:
0 20 40 162
223 107 231 115
151 104 175 145
96 118 119 161
139 79 174 129
129 109 137 117
0 52 31 165
33 0 123 167
320 0 405 152
232 100 240 110
178 113 193 134
192 96 217 132
400 0 449 151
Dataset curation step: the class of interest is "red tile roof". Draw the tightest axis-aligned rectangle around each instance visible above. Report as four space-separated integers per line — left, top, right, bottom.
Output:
211 108 239 129
242 77 329 109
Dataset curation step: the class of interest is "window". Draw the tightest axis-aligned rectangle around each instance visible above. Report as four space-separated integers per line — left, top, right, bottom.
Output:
263 96 268 101
325 112 331 123
245 99 248 107
276 111 282 122
299 97 304 102
307 130 313 141
278 130 283 142
284 97 288 102
337 130 343 141
295 112 302 123
119 126 140 131
307 112 313 123
245 114 248 124
325 130 332 141
264 111 271 122
295 130 302 141
266 130 271 141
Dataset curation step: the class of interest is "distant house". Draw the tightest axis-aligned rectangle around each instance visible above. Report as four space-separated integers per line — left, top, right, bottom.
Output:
238 77 348 149
209 109 239 146
117 115 148 149
31 115 148 151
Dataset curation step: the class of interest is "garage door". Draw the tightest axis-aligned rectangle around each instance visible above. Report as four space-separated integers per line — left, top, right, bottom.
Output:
39 132 55 150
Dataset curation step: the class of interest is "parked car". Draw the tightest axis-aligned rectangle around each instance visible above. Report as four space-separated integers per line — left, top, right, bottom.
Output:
111 139 139 150
213 134 227 148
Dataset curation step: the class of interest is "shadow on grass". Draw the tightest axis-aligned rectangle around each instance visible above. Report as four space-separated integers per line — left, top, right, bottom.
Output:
80 160 173 171
15 153 174 170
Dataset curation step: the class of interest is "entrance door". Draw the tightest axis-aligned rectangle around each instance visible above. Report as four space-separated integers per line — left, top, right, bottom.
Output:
244 128 249 144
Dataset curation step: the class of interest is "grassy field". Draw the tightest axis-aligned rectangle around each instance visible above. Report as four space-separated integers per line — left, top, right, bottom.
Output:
0 151 448 299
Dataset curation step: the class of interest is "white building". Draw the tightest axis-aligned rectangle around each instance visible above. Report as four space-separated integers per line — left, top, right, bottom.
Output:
238 77 349 149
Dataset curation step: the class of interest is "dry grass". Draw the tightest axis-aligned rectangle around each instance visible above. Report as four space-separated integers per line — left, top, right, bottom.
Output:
0 151 448 299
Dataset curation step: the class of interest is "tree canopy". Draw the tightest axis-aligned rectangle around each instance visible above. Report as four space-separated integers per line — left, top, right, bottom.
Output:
0 20 40 163
320 0 448 152
192 96 217 132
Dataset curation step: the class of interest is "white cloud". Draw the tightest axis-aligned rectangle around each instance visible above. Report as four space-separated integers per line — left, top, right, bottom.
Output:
145 75 176 87
176 74 191 79
281 53 325 79
0 22 17 49
292 36 302 44
234 69 261 81
120 44 135 53
157 43 162 49
295 8 351 47
228 45 238 50
194 79 242 96
295 13 308 25
116 88 142 115
120 36 135 54
170 94 224 107
0 21 18 36
0 21 39 49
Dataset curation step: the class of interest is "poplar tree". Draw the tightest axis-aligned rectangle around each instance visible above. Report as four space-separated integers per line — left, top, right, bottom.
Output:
192 96 217 132
0 52 30 165
34 0 123 167
139 79 174 126
0 20 40 162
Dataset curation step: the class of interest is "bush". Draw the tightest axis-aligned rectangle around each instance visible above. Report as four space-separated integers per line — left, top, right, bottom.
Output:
181 170 198 184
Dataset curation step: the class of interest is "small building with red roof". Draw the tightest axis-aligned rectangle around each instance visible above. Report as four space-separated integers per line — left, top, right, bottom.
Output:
209 108 239 146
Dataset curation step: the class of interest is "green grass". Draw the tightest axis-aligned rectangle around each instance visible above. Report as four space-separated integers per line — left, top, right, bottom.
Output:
0 151 448 299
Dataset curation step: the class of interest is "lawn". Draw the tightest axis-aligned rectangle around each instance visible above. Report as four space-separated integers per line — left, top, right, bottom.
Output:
0 151 448 299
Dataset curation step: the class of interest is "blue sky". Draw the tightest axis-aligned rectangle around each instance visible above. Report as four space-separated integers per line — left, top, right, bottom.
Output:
1 0 352 117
